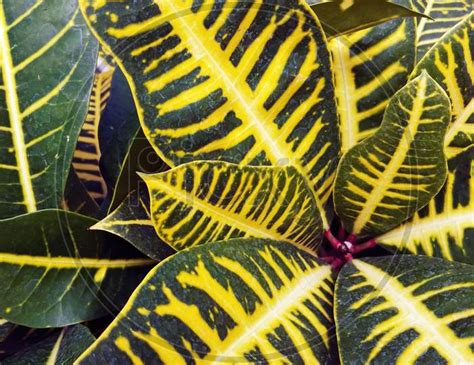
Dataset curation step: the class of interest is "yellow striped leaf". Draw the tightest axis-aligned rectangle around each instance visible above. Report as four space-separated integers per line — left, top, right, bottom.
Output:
336 255 474 364
0 0 98 219
377 145 474 264
92 189 175 261
397 0 473 61
140 161 324 252
412 12 474 153
73 68 114 203
330 18 416 153
0 210 154 328
76 239 337 364
334 72 451 237
310 0 425 38
79 0 341 226
2 325 94 365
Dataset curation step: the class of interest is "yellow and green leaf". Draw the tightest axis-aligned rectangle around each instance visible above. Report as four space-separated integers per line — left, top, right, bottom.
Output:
336 255 474 364
79 0 341 227
92 189 175 261
2 325 94 365
140 161 324 252
412 12 474 153
0 210 154 328
330 18 416 153
310 0 425 38
73 68 114 203
334 72 451 237
0 0 98 219
76 239 336 364
377 145 474 264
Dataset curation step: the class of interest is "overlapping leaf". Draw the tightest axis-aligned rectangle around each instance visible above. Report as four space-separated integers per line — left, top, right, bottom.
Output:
0 210 154 327
310 0 424 37
378 145 474 264
73 68 114 203
79 0 341 225
0 0 98 219
330 18 416 153
63 169 100 218
2 325 94 365
412 13 474 153
92 190 175 261
334 73 451 237
140 161 324 252
336 255 474 364
76 239 336 364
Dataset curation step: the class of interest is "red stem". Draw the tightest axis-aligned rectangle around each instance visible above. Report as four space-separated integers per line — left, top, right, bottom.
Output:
352 239 377 254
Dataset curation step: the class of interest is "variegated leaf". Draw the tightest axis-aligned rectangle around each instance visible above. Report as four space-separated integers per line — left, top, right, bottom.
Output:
334 73 451 237
92 189 175 261
73 68 114 203
76 239 336 364
377 145 474 264
79 0 341 226
412 12 474 153
2 325 94 365
330 18 416 153
336 255 474 364
310 0 424 38
0 210 154 327
0 0 97 219
141 161 323 252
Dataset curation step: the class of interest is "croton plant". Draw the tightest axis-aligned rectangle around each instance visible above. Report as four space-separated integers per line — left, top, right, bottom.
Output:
0 0 472 364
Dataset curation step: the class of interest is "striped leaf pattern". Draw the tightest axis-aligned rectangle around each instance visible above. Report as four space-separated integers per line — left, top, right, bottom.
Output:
330 18 416 153
0 0 97 219
412 12 474 152
378 145 474 264
141 161 323 252
73 68 114 202
336 256 474 364
2 325 94 365
76 239 336 364
0 210 154 327
399 0 473 61
93 189 175 261
334 73 451 237
79 0 341 219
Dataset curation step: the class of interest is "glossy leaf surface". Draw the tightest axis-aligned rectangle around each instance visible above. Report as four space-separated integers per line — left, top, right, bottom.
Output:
77 239 336 364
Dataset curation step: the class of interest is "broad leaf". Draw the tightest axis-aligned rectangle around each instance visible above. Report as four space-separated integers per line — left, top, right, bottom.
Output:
336 255 474 364
141 161 324 252
79 0 341 226
76 239 336 364
92 190 175 261
0 0 98 219
310 0 425 38
395 0 472 61
73 68 114 203
377 145 474 264
330 18 416 153
412 12 474 152
2 325 94 365
0 210 154 327
334 73 451 237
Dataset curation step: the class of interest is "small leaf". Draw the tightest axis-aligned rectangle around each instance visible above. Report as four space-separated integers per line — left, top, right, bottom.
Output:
79 0 341 228
309 0 426 38
0 210 154 327
141 161 324 252
335 255 474 364
62 169 100 218
76 239 336 364
334 72 451 237
92 189 175 261
0 0 98 219
377 145 474 264
2 325 94 365
411 12 474 153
